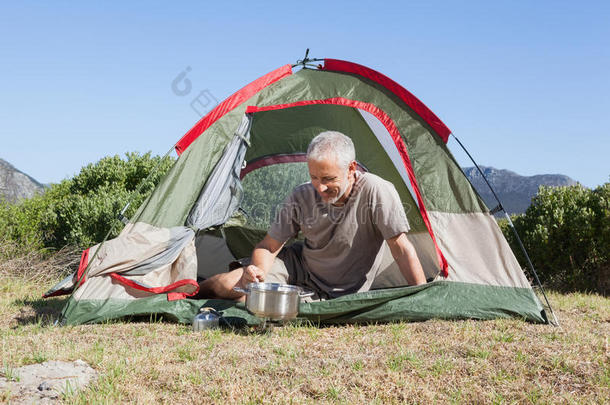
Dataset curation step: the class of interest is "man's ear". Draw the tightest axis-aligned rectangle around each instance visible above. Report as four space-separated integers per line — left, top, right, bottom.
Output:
349 160 357 173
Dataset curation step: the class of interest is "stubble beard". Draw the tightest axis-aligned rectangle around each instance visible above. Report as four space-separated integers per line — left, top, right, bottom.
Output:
325 172 351 205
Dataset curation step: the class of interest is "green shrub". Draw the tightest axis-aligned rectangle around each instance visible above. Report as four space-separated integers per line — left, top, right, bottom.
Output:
0 195 50 257
499 183 609 294
0 152 174 255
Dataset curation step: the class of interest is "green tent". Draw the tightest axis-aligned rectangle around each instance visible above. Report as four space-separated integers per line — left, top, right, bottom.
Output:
47 58 551 326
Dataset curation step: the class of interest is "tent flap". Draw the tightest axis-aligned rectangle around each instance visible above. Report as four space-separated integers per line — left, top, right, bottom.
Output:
186 115 252 230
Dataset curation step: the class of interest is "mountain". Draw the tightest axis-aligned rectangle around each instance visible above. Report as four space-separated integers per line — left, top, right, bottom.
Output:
0 158 45 203
462 166 578 215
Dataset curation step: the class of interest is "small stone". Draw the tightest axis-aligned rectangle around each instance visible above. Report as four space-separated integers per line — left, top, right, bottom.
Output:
38 381 51 391
73 359 87 367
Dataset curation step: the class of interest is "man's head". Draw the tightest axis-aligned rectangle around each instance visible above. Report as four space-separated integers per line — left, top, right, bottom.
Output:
306 131 357 205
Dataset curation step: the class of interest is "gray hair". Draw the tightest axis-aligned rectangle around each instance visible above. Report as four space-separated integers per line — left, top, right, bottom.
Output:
306 131 355 169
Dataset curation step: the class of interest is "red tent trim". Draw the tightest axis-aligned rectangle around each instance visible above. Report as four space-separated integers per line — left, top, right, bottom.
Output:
322 59 451 143
175 64 293 155
241 153 308 179
76 248 90 288
246 99 449 275
109 273 200 296
175 59 451 154
240 152 367 180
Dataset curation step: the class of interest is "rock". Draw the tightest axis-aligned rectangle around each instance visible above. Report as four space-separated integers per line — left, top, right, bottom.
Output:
73 359 88 367
0 158 45 203
0 360 98 404
37 381 51 391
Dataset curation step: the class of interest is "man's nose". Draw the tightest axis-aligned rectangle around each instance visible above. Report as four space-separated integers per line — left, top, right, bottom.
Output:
315 182 327 193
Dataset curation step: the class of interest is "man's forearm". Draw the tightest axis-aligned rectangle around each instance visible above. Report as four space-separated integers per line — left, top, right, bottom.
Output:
249 233 285 277
388 234 427 286
395 250 426 285
250 246 278 276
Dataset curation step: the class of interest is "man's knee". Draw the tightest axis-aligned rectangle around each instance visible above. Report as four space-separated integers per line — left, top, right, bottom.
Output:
263 258 290 284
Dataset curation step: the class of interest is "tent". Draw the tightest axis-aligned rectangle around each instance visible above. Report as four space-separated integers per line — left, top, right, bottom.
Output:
47 57 552 326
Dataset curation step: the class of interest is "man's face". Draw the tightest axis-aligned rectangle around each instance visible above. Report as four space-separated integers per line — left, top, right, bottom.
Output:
307 157 355 205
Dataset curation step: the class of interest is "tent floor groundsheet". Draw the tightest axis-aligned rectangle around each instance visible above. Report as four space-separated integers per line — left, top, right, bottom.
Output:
61 281 547 326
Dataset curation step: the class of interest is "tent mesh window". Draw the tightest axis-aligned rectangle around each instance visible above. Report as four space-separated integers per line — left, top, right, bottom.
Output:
241 162 310 230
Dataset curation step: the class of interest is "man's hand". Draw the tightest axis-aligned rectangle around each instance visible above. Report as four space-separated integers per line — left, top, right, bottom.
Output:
237 264 265 288
233 234 285 296
197 234 284 301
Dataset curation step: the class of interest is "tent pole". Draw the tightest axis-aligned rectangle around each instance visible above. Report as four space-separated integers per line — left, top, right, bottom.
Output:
292 48 324 68
450 133 560 327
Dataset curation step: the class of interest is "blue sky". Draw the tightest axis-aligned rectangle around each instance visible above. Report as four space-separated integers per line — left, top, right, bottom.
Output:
1 1 608 187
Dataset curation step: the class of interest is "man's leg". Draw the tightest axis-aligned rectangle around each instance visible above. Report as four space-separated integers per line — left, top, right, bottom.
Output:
196 267 246 300
196 255 290 300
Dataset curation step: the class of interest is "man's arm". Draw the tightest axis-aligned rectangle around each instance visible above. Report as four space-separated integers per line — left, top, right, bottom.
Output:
386 233 427 286
196 233 285 300
239 233 285 286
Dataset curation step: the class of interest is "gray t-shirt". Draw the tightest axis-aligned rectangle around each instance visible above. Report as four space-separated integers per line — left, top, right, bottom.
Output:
268 172 410 297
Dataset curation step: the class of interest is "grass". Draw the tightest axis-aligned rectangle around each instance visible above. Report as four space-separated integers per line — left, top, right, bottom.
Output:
0 273 608 403
1 364 20 382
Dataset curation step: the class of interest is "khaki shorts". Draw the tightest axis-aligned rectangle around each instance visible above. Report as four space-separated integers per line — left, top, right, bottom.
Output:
237 241 413 301
238 242 326 301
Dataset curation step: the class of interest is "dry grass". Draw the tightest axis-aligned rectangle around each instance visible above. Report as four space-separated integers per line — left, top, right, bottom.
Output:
0 272 608 403
0 239 79 285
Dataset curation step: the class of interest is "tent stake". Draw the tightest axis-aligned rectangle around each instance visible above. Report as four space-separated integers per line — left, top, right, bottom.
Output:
450 133 560 327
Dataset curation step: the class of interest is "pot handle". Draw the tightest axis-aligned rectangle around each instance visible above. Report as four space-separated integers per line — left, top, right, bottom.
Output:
232 286 249 295
299 289 315 298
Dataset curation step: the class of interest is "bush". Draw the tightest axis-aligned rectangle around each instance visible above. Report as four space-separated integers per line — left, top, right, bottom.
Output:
0 189 53 257
0 152 174 255
499 183 609 294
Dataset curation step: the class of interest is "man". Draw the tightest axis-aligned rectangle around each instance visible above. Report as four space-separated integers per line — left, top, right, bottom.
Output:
199 131 426 300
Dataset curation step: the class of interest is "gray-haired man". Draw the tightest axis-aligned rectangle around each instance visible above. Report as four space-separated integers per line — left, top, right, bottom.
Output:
199 131 426 300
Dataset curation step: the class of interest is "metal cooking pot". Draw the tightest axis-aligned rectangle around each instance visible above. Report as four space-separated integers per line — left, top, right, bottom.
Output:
233 283 314 321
